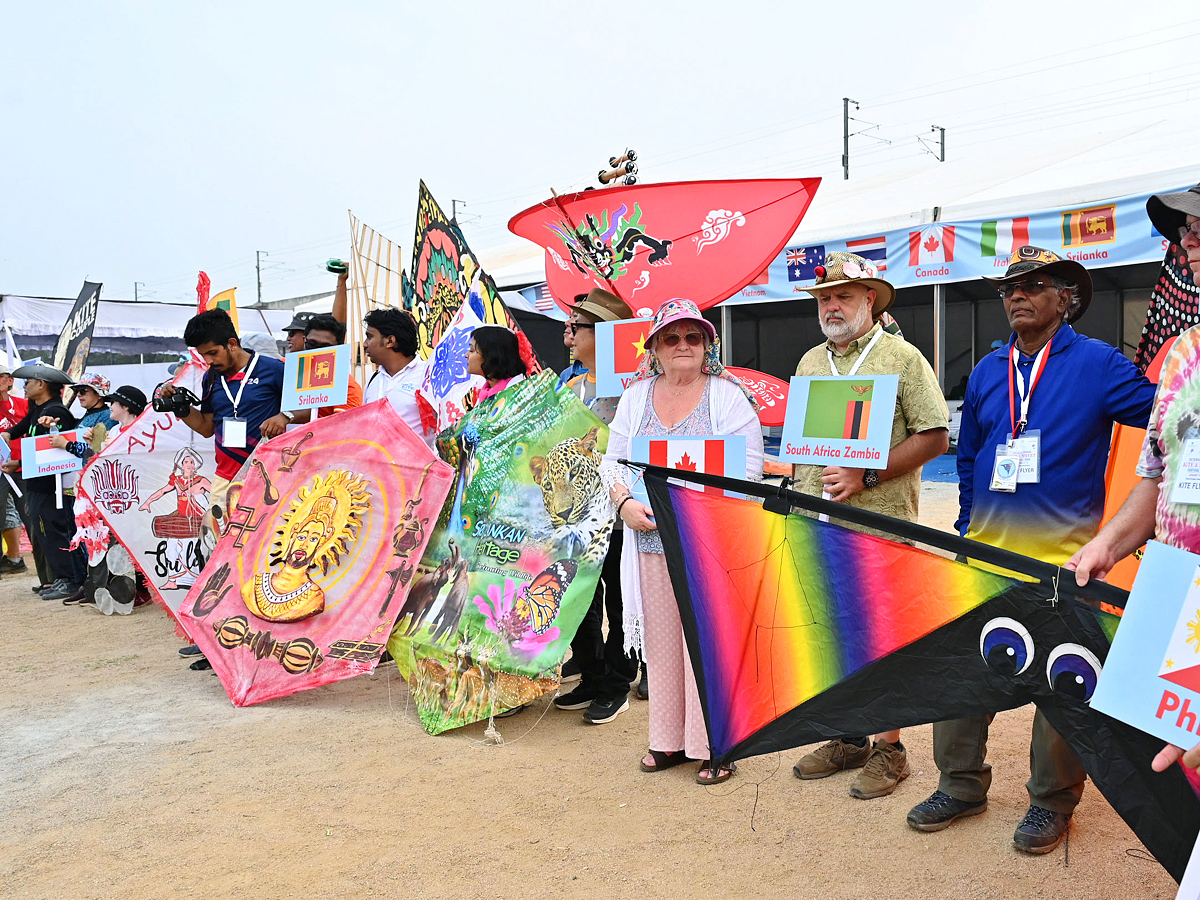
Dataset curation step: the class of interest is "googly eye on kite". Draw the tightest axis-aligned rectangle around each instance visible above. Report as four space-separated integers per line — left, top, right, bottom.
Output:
979 617 1034 676
1046 643 1102 703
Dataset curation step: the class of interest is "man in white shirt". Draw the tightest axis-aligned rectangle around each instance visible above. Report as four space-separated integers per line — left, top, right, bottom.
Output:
362 308 435 449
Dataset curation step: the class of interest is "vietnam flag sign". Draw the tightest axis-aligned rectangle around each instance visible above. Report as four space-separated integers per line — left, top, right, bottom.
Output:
508 178 821 314
594 317 652 397
629 434 747 506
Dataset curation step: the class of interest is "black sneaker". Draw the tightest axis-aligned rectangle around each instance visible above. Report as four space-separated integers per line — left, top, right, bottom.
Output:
189 657 212 671
906 790 988 832
0 557 27 573
560 657 582 684
636 663 649 701
1013 805 1070 854
179 645 204 657
553 684 599 710
61 586 88 605
42 581 81 601
583 696 629 724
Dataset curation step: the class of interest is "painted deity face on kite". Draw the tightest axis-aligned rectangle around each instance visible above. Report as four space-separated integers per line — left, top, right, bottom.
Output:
286 518 330 569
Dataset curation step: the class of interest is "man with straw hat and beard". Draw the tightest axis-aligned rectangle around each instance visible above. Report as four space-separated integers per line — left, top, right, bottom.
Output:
907 245 1156 854
791 251 949 800
553 288 641 725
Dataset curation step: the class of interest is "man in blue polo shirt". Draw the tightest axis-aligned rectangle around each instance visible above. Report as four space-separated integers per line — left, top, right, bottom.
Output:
163 308 284 523
906 246 1156 854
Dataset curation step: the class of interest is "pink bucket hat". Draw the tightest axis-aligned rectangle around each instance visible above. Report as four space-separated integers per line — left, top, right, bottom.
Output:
645 298 716 346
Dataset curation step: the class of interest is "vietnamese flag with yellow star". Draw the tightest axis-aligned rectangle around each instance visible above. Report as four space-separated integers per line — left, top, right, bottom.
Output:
594 316 653 397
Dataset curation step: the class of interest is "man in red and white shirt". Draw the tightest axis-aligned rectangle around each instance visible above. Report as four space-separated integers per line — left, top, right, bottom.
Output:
0 364 30 576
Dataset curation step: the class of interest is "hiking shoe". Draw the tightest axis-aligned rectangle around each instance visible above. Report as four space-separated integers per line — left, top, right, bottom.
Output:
1013 805 1070 854
793 738 871 779
849 740 911 799
0 557 27 573
583 696 629 724
42 580 81 601
907 790 988 832
61 586 88 606
554 684 599 710
560 657 582 684
636 663 648 700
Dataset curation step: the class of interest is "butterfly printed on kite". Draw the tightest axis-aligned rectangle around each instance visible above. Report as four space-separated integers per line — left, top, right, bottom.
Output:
515 559 578 635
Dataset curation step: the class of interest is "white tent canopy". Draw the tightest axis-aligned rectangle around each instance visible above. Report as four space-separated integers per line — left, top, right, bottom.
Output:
475 120 1200 302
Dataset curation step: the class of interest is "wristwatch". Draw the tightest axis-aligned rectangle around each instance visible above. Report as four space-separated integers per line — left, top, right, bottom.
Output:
281 410 296 422
862 468 880 489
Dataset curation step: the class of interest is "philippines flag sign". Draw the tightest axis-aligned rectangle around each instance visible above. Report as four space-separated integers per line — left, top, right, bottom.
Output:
845 236 888 272
908 225 956 266
786 245 826 281
1157 569 1200 695
980 218 1030 257
629 434 748 506
20 431 82 480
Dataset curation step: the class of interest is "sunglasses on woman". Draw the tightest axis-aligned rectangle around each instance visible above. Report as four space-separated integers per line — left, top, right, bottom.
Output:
659 331 705 347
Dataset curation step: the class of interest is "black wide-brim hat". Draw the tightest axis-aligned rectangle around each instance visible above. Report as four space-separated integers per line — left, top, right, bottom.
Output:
102 385 148 415
1147 183 1200 242
980 245 1092 323
12 362 73 384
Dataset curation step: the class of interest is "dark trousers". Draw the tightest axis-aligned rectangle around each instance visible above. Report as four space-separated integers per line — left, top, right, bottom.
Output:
933 709 1086 815
14 478 51 584
571 528 637 701
26 491 85 585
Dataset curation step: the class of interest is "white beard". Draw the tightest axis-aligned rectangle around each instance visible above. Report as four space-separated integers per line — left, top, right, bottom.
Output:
820 302 873 345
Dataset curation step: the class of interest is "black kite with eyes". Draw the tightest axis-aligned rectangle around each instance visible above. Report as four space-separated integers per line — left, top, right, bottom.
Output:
635 464 1200 884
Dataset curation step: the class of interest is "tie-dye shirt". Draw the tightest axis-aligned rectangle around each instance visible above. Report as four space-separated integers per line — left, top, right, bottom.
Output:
1136 324 1200 553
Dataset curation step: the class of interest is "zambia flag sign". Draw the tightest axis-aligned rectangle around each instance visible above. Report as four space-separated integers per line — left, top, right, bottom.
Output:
779 374 898 468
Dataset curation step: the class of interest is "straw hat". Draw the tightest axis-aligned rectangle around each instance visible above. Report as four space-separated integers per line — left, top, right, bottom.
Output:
799 251 895 316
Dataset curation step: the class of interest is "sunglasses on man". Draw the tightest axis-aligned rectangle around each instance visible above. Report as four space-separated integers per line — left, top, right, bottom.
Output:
567 322 595 335
997 279 1061 300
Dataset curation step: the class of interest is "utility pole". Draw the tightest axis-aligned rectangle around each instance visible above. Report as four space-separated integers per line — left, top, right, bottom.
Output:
932 125 946 162
451 200 466 224
134 281 145 302
256 250 267 305
842 98 859 180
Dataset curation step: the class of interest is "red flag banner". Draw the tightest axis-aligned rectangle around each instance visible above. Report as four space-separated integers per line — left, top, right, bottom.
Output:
509 178 821 314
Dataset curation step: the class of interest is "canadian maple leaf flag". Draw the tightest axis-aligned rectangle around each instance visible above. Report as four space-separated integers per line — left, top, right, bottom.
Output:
907 225 955 266
647 438 725 494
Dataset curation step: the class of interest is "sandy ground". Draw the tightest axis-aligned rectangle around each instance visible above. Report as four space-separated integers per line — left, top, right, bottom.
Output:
0 483 1180 899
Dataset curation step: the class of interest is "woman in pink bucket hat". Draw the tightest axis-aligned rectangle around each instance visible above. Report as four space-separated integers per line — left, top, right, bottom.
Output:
600 298 763 784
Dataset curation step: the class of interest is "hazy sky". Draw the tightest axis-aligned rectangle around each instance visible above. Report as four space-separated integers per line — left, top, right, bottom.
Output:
4 1 1199 306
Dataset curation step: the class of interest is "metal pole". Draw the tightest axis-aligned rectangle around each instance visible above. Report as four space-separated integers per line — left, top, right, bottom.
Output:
939 126 945 162
720 305 733 366
933 284 946 393
842 98 856 180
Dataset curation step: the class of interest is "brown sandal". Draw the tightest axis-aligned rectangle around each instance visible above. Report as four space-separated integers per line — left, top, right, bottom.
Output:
640 750 693 772
696 760 737 784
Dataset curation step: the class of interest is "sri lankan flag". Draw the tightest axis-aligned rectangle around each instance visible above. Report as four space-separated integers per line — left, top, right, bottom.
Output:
1062 205 1116 247
803 380 874 440
295 348 338 391
199 287 240 331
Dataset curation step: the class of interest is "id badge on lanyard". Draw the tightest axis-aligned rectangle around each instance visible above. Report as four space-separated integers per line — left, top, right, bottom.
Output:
220 354 258 450
991 340 1051 493
1171 436 1200 504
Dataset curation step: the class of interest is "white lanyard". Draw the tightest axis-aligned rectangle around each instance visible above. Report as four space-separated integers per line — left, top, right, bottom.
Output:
828 327 885 377
1009 341 1051 435
219 353 259 417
